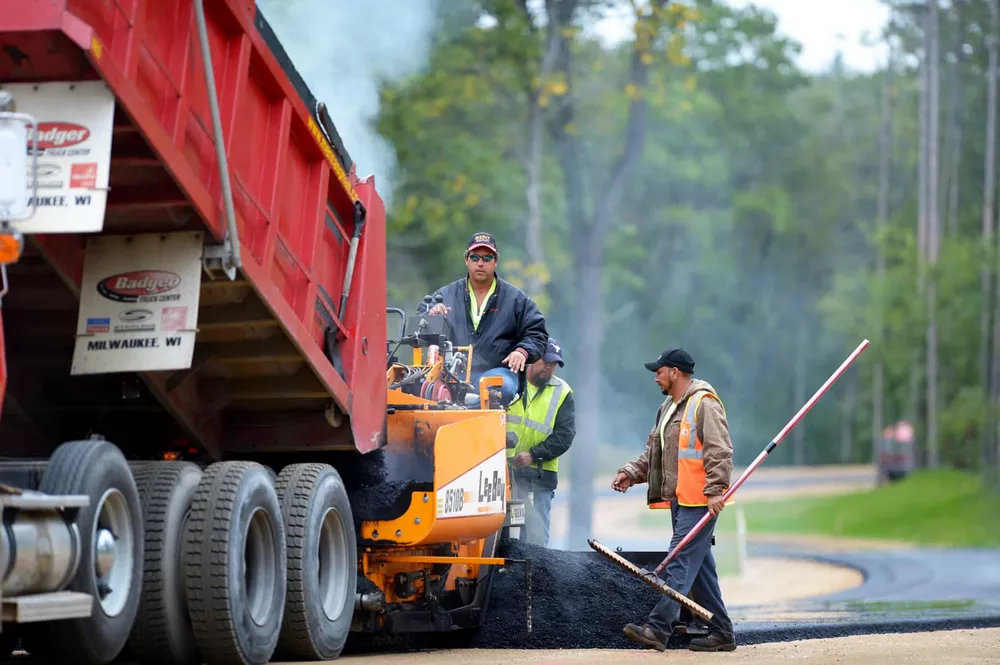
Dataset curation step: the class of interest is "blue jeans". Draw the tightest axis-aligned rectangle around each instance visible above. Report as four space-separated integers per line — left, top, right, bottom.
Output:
645 499 733 638
525 488 554 546
465 367 518 406
511 479 554 546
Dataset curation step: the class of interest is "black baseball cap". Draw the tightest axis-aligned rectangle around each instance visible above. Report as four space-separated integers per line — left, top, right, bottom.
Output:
543 338 564 367
467 231 498 254
644 348 695 374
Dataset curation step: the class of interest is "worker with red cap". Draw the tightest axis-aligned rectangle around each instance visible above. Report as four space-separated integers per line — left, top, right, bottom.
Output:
612 347 737 652
422 231 548 405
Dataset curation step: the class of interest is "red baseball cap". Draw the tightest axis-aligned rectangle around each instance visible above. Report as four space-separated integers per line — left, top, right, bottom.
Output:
467 231 498 254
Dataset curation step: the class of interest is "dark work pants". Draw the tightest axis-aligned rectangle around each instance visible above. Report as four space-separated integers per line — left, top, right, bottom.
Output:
645 499 734 638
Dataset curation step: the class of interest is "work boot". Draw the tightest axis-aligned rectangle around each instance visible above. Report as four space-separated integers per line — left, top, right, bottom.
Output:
623 623 668 652
688 630 737 652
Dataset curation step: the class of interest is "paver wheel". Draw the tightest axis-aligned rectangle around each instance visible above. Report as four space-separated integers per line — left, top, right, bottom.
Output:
126 461 203 665
184 461 286 665
273 463 357 660
22 440 144 665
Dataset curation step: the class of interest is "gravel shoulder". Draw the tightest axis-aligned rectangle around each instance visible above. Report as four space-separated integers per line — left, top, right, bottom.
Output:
326 627 1000 664
720 556 863 606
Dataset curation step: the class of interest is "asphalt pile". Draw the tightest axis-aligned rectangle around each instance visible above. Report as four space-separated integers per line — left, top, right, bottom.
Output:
344 446 434 534
348 479 433 540
470 539 678 649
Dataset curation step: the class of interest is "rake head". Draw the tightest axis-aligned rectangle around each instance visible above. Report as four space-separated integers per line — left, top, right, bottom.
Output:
587 539 714 623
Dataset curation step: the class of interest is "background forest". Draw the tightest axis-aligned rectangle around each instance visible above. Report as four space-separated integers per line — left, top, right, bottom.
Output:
262 0 1000 547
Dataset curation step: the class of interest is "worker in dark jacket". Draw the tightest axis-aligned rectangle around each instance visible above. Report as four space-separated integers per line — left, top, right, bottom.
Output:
507 337 575 546
423 232 548 404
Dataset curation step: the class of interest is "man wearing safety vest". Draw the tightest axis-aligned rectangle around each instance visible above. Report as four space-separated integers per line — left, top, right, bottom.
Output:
506 337 576 546
612 348 736 653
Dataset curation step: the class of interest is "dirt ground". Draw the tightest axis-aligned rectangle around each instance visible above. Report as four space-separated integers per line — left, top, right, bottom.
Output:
718 556 863 606
329 628 1000 664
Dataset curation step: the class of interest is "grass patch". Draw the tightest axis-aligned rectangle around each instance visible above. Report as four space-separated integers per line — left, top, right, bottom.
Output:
703 469 1000 548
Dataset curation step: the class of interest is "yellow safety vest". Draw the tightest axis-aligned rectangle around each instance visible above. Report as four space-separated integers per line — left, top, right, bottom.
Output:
506 376 572 472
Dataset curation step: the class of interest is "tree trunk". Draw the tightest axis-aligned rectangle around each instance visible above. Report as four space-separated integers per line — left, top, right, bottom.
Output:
943 0 966 237
522 1 560 298
909 359 921 434
548 0 667 548
911 2 931 468
523 105 547 298
873 45 894 456
917 6 930 290
983 0 999 468
925 0 941 469
946 123 961 237
567 260 602 548
992 241 1000 478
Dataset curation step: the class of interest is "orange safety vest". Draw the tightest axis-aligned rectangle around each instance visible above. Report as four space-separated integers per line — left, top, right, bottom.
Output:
650 389 734 510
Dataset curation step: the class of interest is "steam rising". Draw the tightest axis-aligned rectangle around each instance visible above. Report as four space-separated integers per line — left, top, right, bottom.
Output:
256 0 440 205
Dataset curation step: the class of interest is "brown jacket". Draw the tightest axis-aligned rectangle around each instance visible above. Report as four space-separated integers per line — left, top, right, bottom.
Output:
619 379 734 504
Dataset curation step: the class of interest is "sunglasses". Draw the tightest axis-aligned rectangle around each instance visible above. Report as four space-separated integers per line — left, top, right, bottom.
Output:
467 254 495 263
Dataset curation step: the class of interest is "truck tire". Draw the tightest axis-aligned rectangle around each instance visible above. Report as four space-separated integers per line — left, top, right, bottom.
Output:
126 461 203 665
22 439 144 665
273 463 357 660
184 461 286 665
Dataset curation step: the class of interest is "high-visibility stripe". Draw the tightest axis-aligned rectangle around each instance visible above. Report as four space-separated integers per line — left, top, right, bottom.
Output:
507 377 571 472
543 381 565 428
506 415 551 436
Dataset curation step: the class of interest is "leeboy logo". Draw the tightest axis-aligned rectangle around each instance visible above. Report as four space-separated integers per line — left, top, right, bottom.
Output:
97 271 181 303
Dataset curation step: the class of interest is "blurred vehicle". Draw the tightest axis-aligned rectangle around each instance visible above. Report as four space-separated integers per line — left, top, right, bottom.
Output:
876 421 916 485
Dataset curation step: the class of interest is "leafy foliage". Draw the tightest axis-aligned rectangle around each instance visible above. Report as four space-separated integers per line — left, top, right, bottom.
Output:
374 0 1000 480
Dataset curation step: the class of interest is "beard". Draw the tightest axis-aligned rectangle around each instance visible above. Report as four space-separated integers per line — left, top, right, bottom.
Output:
530 371 551 387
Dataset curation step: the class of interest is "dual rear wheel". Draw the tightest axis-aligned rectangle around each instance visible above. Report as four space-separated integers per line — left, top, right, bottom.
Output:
13 441 358 665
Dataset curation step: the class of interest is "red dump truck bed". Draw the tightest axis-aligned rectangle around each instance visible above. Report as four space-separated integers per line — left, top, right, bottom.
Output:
0 0 387 460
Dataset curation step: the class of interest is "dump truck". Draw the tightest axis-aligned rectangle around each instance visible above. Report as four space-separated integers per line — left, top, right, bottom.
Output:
0 2 528 664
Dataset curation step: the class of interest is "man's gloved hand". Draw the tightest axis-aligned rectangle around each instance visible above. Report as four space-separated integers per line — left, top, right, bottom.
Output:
612 471 634 493
707 494 726 516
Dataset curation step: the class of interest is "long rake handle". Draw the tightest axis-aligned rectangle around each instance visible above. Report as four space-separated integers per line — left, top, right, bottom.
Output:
588 539 714 622
653 339 870 576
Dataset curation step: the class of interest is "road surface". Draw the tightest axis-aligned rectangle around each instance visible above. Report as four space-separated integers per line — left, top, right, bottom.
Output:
330 628 1000 664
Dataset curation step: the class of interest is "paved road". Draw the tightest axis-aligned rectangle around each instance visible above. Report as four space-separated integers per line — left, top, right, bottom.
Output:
727 544 1000 643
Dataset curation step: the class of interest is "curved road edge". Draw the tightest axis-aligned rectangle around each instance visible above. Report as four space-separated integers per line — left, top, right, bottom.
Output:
729 544 1000 645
